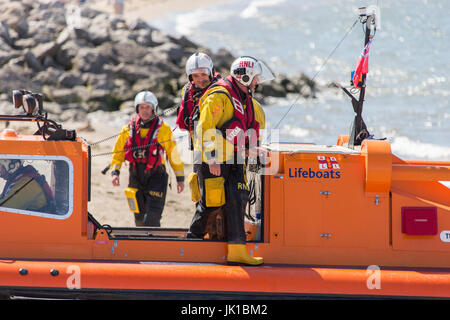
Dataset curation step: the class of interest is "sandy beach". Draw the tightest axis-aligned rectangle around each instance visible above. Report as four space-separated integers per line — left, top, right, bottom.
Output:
85 0 230 20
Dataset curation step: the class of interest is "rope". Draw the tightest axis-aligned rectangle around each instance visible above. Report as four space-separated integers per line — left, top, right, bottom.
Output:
83 104 185 158
87 104 179 147
91 136 183 158
262 18 359 145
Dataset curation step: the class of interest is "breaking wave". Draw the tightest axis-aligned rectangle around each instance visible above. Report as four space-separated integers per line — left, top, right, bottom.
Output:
391 135 450 160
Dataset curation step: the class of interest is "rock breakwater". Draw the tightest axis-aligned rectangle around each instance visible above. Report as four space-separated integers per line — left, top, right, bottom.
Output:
0 0 316 123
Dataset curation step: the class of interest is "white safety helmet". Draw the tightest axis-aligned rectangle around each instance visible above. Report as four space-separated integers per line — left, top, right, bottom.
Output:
230 56 275 87
185 52 214 82
134 90 159 114
0 159 23 177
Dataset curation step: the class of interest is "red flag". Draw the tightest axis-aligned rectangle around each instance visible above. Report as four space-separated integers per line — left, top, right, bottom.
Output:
352 39 373 89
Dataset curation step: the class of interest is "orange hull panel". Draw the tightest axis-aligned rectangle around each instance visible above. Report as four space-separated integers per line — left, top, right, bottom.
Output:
1 259 450 298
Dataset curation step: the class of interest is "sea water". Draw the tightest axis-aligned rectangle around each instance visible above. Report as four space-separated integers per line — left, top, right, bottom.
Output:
153 0 449 167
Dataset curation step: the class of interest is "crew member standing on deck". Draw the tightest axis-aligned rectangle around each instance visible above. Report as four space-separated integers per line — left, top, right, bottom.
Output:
176 52 225 240
192 56 274 265
110 91 184 226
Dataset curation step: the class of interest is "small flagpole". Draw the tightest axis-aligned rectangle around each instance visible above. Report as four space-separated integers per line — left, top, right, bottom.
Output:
349 10 376 148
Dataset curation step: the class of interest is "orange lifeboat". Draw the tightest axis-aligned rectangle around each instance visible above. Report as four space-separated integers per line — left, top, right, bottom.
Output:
0 12 449 302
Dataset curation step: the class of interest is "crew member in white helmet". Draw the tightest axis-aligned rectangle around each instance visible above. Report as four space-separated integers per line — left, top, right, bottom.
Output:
110 91 184 226
191 56 274 265
176 52 226 240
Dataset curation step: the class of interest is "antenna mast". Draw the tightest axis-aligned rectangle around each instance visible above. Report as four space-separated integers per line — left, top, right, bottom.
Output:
338 7 377 148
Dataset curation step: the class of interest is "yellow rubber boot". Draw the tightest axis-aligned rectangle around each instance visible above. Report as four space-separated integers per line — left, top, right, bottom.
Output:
227 244 264 266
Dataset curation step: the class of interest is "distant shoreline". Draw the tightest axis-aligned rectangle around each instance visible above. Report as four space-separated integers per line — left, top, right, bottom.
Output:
84 0 233 21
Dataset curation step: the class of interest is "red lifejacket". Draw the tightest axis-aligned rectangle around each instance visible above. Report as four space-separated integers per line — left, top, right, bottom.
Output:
124 115 164 172
208 76 259 151
176 73 222 133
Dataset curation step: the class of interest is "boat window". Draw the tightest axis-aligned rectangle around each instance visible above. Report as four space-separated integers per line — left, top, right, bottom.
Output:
0 156 73 219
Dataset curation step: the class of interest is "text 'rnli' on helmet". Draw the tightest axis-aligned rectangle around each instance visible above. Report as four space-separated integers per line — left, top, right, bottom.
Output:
134 91 159 113
230 56 275 87
185 52 214 81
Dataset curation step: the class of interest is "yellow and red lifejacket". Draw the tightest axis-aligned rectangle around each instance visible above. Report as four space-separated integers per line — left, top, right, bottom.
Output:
176 73 222 133
210 76 259 151
124 115 164 172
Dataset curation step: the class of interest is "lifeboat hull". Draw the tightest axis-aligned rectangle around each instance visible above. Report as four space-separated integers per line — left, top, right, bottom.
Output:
1 259 450 299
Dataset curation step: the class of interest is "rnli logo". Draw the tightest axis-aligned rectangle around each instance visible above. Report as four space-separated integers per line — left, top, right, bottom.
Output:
227 126 242 141
318 156 340 170
239 60 254 68
149 190 164 198
237 182 249 191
